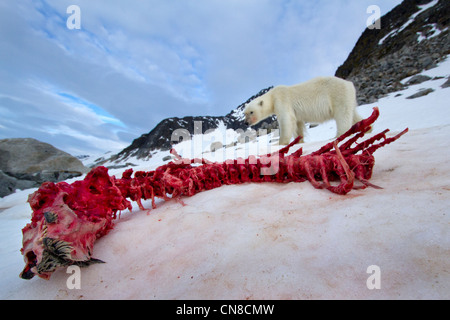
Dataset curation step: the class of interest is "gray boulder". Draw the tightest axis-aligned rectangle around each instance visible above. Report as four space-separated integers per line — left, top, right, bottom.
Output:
0 138 89 197
406 88 435 99
441 76 450 89
0 170 37 198
406 75 432 86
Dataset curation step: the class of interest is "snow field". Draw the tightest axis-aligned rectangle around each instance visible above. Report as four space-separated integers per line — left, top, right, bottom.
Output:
0 60 449 299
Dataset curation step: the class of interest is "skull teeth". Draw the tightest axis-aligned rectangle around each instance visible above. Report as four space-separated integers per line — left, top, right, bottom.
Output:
37 238 74 274
37 250 69 274
43 237 73 258
38 225 48 244
33 237 105 276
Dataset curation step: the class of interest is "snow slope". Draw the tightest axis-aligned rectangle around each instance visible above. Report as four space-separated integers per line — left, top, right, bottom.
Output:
1 60 449 299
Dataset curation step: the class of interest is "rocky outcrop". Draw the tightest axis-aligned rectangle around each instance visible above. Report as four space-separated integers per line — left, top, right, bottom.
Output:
336 0 449 104
0 138 88 197
0 171 36 198
441 76 450 88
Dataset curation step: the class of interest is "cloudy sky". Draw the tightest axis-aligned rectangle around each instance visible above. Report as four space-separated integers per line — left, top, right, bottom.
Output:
0 0 401 156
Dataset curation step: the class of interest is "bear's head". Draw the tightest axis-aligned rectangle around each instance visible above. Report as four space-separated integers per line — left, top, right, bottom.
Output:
243 93 272 126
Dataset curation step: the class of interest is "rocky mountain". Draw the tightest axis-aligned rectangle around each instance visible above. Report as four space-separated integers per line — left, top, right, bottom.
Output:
97 0 449 166
100 86 275 164
0 138 88 197
336 0 449 104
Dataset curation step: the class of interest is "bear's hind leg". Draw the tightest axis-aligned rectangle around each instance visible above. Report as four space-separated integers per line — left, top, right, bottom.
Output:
352 110 362 124
278 115 296 145
295 120 306 143
334 109 353 137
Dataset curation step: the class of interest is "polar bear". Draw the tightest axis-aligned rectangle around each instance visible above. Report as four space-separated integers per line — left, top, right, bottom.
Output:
244 76 363 145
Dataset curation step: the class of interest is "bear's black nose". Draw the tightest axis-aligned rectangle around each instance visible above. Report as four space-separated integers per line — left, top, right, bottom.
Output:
245 121 249 126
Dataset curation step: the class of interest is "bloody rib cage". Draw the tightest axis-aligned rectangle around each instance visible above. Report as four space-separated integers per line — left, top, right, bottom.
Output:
20 107 408 280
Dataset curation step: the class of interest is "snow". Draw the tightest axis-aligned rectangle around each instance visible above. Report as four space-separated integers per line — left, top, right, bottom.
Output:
417 24 448 43
379 0 440 45
230 105 246 122
1 58 449 299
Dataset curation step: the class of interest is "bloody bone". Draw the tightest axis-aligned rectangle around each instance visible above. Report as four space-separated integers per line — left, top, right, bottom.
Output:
20 107 408 280
20 167 131 280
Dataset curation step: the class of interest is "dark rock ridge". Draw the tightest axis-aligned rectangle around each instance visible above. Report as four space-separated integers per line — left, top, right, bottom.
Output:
104 86 275 163
0 138 88 197
336 0 449 104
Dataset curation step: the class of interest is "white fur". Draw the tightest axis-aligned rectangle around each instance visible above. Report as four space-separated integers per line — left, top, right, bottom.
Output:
244 76 363 145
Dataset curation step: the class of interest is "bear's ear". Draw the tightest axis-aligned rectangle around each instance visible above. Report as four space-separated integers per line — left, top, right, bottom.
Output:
259 100 264 107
